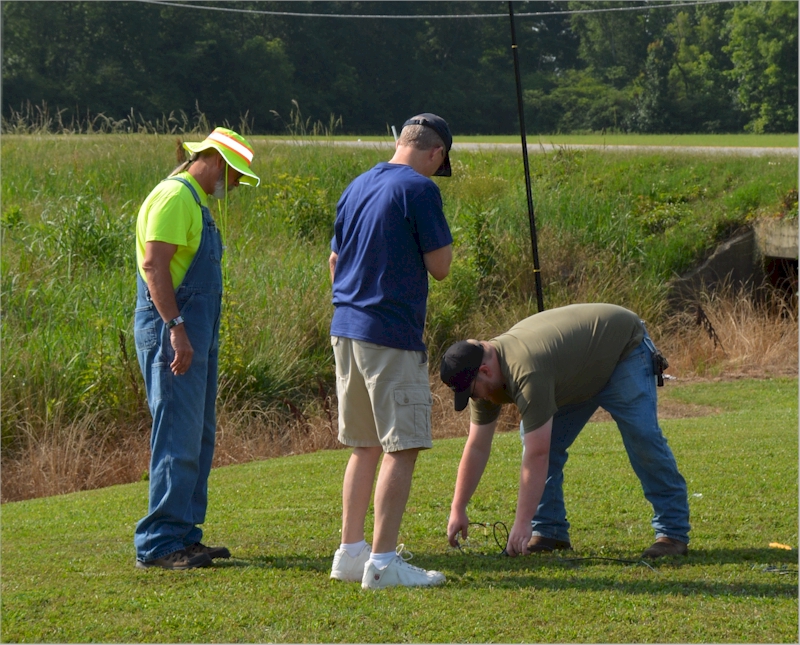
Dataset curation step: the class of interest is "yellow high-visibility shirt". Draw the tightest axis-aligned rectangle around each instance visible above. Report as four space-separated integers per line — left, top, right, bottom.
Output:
135 172 208 289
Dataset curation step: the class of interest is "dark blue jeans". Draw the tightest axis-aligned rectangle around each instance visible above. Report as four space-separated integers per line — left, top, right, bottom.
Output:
523 336 691 544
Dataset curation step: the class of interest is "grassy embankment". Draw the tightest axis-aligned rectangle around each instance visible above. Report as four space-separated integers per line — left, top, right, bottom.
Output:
1 378 797 642
1 134 797 501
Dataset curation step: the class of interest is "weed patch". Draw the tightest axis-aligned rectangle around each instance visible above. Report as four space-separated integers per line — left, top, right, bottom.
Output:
1 135 796 501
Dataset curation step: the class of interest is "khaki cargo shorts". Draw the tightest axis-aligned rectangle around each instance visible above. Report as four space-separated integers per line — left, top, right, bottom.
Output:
331 336 433 452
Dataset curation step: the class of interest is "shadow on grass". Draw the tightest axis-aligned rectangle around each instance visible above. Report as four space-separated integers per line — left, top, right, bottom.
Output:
456 570 799 598
543 546 799 567
215 547 797 599
436 546 798 597
216 554 331 574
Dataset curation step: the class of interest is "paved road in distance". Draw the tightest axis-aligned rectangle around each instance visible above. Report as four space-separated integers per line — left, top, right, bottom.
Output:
268 139 798 157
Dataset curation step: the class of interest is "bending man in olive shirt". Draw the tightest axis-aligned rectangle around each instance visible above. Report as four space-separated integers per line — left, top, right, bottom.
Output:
440 303 690 559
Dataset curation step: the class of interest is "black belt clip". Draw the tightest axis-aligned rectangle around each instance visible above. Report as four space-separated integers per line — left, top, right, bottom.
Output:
653 350 669 387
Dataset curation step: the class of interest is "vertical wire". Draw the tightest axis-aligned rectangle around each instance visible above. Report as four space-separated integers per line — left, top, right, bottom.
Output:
508 1 545 312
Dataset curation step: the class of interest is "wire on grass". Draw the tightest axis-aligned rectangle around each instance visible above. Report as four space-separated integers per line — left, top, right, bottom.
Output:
453 520 658 570
755 564 798 576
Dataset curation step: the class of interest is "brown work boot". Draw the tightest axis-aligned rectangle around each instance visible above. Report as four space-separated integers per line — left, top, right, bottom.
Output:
641 537 688 559
186 542 231 560
527 536 572 553
135 548 212 570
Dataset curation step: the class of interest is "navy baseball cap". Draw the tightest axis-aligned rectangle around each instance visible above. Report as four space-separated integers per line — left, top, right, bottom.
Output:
440 341 484 411
402 113 452 177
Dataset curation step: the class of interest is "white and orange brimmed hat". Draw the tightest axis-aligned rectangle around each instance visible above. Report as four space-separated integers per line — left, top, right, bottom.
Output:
183 127 260 186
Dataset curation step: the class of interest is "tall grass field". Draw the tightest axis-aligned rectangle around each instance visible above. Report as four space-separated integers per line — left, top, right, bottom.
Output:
0 133 797 502
1 378 796 642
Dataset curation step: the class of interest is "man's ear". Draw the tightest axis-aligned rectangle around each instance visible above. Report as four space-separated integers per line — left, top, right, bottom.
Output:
213 150 225 170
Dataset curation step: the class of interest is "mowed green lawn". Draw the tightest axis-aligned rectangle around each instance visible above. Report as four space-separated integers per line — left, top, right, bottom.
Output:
1 378 797 643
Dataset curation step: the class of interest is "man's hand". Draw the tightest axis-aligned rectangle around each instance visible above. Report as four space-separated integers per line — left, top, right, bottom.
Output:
447 421 497 549
505 519 533 557
143 240 192 376
169 325 194 375
447 507 470 547
504 418 554 556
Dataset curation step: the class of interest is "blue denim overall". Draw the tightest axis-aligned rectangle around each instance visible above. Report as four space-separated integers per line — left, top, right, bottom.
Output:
522 327 691 545
134 177 223 562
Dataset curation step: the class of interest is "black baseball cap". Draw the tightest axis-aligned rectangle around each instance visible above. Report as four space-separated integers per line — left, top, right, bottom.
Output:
440 341 484 411
402 113 452 177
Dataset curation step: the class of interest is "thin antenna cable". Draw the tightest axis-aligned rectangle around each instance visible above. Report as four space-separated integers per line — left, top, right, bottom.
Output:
508 0 544 312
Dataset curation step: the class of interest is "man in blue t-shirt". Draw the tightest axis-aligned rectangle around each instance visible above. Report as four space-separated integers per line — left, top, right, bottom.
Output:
328 114 453 589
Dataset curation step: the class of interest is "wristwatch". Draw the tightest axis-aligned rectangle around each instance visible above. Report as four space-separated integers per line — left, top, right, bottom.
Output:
166 315 184 329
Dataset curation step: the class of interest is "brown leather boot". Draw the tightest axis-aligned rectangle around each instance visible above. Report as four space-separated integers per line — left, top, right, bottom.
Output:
527 535 572 553
186 542 232 559
135 548 212 570
641 537 688 559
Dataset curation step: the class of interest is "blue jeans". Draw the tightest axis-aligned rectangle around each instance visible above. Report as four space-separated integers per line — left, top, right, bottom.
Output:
133 178 223 562
522 335 691 544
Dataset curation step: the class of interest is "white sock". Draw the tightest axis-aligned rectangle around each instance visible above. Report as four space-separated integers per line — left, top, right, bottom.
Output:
369 550 396 570
340 540 367 558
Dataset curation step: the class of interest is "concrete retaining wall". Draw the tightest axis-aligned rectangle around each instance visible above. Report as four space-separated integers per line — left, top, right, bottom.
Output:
668 218 798 305
754 218 798 260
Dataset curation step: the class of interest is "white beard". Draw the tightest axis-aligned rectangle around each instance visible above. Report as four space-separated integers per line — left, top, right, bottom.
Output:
211 174 226 200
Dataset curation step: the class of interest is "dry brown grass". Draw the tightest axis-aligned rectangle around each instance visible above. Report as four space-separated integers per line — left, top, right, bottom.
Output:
1 409 152 503
212 399 341 467
657 284 798 381
2 287 795 504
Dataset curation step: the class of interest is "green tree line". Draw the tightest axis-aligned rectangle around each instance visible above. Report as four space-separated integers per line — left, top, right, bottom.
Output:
1 0 797 134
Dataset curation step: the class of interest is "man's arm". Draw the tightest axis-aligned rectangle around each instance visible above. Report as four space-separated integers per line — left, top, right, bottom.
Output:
142 240 193 376
505 416 553 556
328 251 338 283
423 244 452 281
447 418 498 546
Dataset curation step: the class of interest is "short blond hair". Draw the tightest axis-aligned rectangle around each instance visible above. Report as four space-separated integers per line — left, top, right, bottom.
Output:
398 121 445 151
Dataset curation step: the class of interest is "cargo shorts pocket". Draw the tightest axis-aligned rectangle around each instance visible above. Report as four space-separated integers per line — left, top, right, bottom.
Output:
393 387 432 439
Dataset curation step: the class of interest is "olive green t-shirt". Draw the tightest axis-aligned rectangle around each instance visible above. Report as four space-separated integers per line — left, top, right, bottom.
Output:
135 172 208 289
470 303 644 432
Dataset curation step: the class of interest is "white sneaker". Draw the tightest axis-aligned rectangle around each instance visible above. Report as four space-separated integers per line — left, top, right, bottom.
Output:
330 543 371 582
361 545 446 589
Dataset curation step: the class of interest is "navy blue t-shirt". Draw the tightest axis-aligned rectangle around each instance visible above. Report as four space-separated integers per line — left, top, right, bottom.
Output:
330 162 453 351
